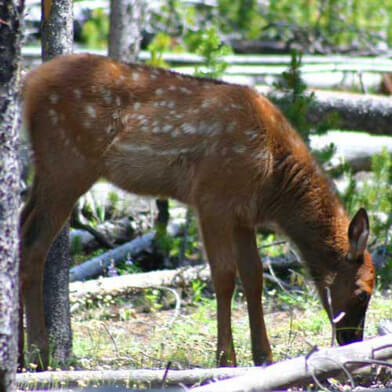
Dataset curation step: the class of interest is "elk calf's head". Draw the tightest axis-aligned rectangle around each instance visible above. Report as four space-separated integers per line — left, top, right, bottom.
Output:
322 209 375 345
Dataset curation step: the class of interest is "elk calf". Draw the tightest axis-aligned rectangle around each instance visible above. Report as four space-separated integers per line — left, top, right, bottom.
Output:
21 53 375 368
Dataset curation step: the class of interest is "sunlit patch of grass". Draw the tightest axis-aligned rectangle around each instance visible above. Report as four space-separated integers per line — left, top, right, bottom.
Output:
70 284 391 370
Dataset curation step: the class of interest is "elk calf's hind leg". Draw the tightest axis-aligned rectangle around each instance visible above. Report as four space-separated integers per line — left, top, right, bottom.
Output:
20 173 97 368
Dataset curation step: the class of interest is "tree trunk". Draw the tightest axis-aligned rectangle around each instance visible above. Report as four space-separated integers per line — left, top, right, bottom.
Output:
0 1 24 390
108 0 148 62
43 224 72 365
41 0 73 366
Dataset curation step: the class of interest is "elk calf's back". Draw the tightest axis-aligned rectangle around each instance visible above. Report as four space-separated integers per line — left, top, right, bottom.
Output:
21 53 375 368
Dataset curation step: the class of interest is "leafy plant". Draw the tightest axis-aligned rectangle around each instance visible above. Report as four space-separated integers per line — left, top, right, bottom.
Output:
191 279 207 305
342 148 392 244
146 33 175 68
272 49 338 166
81 8 109 48
186 26 232 78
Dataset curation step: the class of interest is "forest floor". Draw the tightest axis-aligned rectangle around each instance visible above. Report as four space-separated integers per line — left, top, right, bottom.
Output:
69 282 392 375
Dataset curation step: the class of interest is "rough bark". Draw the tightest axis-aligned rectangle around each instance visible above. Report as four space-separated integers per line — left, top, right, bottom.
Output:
40 0 73 366
43 224 72 366
0 1 24 390
41 0 73 60
258 86 392 136
108 0 148 62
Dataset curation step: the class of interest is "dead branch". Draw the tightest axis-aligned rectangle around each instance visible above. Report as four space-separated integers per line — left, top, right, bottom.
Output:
69 254 300 305
69 265 211 305
16 336 392 390
69 232 156 282
192 335 392 392
16 367 250 390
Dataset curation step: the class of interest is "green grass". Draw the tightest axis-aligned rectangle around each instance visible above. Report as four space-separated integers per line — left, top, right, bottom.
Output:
69 283 392 370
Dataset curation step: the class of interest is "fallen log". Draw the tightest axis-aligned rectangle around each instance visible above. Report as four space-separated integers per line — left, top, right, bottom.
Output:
69 220 186 282
15 367 250 390
69 256 300 304
70 265 209 304
310 131 392 172
192 334 392 392
70 217 136 251
16 335 392 390
258 86 392 136
69 232 155 282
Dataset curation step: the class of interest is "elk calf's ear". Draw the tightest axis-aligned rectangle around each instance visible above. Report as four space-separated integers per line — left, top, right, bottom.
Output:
348 208 369 260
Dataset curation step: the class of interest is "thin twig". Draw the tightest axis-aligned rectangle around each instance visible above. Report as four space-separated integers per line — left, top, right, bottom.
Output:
102 322 119 357
345 359 392 368
306 353 356 390
259 240 287 249
161 361 172 387
263 272 291 291
157 286 181 327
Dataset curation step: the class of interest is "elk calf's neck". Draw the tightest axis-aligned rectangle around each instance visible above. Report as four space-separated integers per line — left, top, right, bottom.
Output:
21 53 375 368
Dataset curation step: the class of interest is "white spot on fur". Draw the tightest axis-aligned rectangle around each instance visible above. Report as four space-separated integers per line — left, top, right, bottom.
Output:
121 114 131 125
150 74 158 80
100 87 112 104
116 96 121 106
163 124 173 133
112 112 120 120
49 94 59 104
181 123 197 135
230 103 243 110
233 145 247 154
253 151 267 160
132 72 140 81
168 85 176 91
227 122 237 133
171 129 181 137
155 88 164 96
133 102 141 110
48 109 58 125
180 87 192 95
211 122 223 135
86 105 97 118
201 100 212 109
74 89 82 99
168 101 176 109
